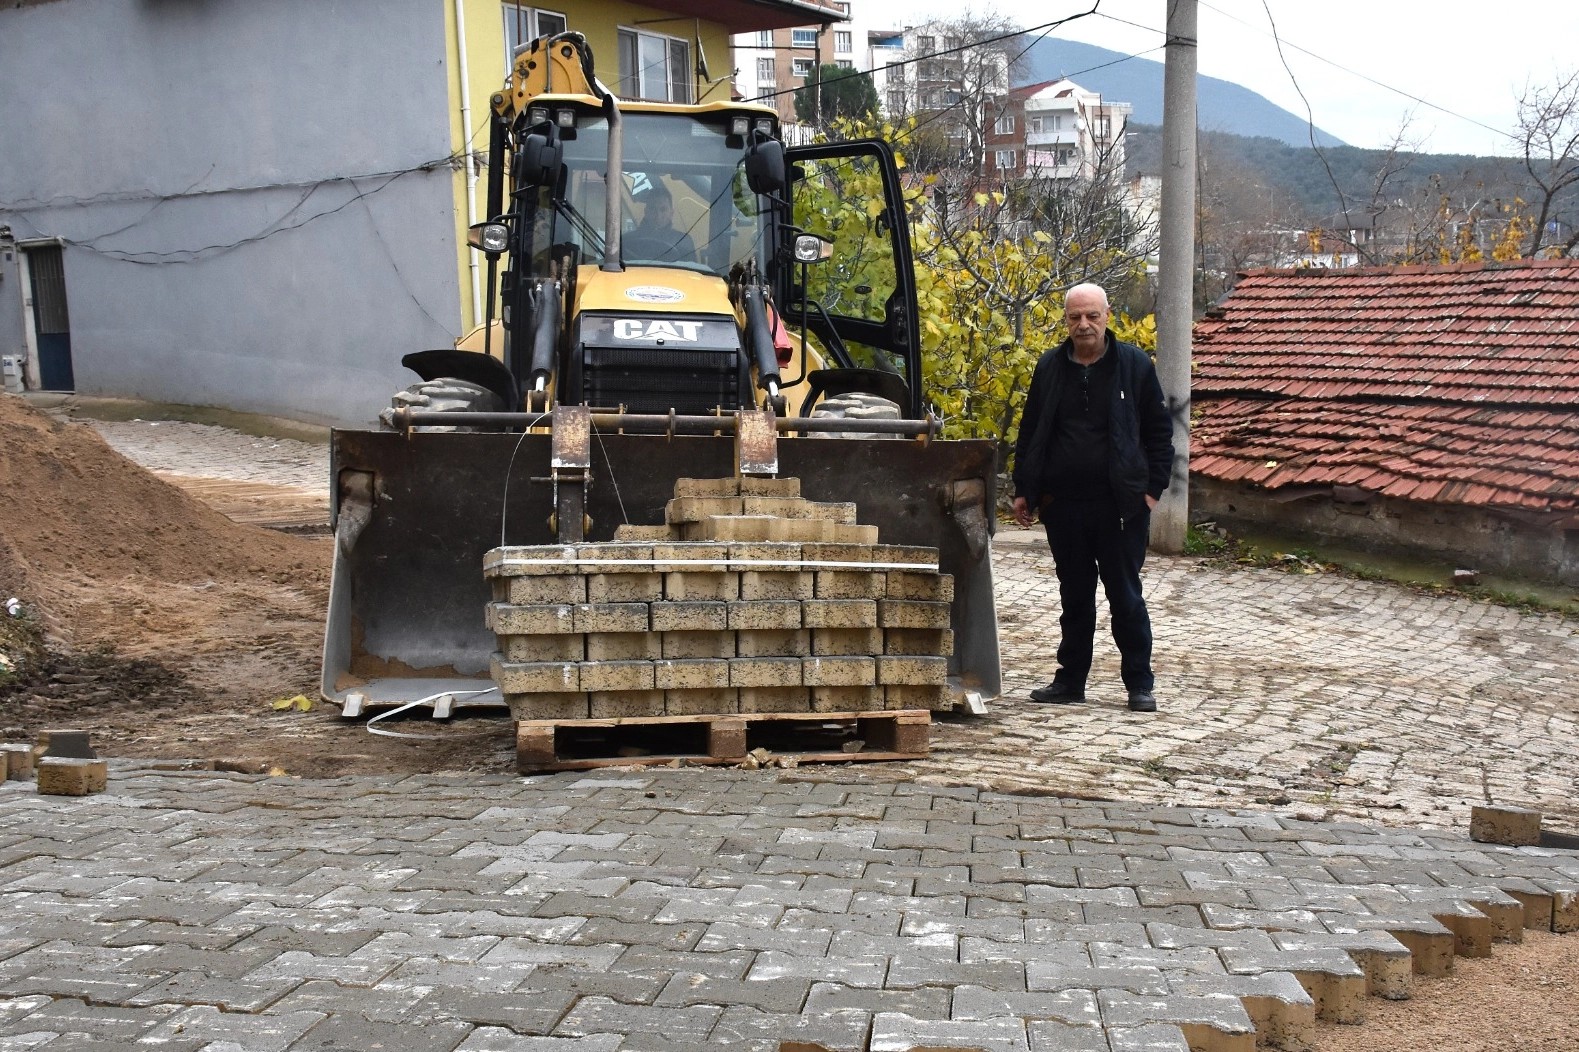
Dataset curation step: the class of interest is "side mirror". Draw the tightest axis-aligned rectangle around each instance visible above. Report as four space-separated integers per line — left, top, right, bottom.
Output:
792 233 834 264
467 222 510 257
516 129 562 187
745 139 786 195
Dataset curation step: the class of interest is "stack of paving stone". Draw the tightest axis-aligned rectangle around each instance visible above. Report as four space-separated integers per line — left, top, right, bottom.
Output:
485 477 954 721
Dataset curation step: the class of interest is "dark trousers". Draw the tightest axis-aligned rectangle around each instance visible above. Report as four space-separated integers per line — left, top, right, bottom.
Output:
1042 494 1155 692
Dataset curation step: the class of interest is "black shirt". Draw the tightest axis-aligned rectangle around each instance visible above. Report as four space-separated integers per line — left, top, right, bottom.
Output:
1041 347 1116 500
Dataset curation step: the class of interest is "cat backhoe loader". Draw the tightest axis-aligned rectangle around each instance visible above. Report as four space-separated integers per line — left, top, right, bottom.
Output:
320 31 1000 719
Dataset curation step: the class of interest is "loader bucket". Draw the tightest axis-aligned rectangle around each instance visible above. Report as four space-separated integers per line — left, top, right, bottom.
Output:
320 427 1001 714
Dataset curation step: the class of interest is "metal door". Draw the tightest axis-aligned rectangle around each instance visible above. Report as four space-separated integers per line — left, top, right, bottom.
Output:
26 245 73 391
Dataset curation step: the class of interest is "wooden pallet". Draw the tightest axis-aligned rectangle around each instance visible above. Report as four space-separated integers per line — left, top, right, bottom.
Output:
516 709 929 773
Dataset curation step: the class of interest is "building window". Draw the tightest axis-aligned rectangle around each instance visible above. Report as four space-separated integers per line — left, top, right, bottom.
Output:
917 35 935 52
836 59 853 70
1029 116 1042 133
994 114 1015 135
756 30 772 48
502 6 567 70
792 57 814 78
834 30 852 53
792 28 818 48
617 28 691 102
756 56 776 86
834 1 849 12
995 149 1017 170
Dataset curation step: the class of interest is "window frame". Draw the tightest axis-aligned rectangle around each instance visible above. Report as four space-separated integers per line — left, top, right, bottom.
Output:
501 5 567 72
617 26 693 103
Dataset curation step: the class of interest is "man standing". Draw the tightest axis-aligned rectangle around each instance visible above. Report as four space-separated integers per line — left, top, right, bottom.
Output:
1011 282 1175 712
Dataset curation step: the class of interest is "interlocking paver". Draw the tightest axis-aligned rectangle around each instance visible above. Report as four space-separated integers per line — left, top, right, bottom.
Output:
4 414 1576 1050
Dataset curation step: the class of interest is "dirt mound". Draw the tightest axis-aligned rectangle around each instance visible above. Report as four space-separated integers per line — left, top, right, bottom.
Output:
0 394 327 651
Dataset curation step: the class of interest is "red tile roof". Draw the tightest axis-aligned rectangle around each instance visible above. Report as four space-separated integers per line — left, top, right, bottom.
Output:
1191 260 1579 526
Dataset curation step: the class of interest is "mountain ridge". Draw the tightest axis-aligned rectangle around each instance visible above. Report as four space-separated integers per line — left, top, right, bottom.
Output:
1017 37 1346 149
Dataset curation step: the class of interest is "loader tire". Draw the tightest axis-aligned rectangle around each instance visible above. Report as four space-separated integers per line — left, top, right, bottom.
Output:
379 377 505 432
808 391 902 439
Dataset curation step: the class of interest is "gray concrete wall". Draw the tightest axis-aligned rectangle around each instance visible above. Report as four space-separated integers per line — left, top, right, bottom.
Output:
0 0 462 426
1193 477 1579 586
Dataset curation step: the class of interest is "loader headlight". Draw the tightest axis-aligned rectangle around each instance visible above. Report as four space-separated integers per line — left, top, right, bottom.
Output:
527 106 550 126
793 233 834 264
468 221 510 256
730 115 751 136
556 108 576 129
754 118 774 135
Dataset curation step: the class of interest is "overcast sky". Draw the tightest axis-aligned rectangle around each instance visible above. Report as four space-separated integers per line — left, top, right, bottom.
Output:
899 0 1579 156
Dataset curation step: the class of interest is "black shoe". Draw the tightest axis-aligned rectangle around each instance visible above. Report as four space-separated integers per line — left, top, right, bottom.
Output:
1127 691 1157 712
1029 681 1085 704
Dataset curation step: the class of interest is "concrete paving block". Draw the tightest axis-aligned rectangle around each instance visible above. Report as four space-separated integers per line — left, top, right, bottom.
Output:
728 601 803 632
1470 804 1542 846
501 632 585 662
1098 991 1256 1052
36 757 108 796
801 599 879 630
664 687 739 716
38 729 96 759
869 1011 1027 1052
611 523 675 541
585 632 661 662
666 495 745 524
484 545 578 575
802 656 876 687
738 686 813 713
811 686 885 713
663 571 739 602
730 657 804 689
1496 876 1557 930
654 659 731 692
673 477 741 497
1 743 35 780
769 515 845 541
877 655 949 686
815 570 887 600
1543 885 1579 933
650 597 729 631
812 627 885 657
827 523 880 545
487 602 577 636
504 692 589 721
490 657 579 695
661 630 736 659
740 569 815 601
738 476 801 497
574 603 652 634
577 542 654 561
587 571 663 603
885 571 955 602
879 600 953 630
503 573 587 604
884 628 954 657
588 690 666 718
577 661 656 693
695 515 777 542
737 629 812 657
1106 1023 1193 1052
726 541 805 567
885 684 949 710
1270 931 1413 1002
1172 971 1318 1045
652 542 730 569
867 544 941 566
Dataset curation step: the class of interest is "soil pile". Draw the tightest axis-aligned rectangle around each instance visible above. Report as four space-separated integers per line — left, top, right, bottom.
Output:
0 395 507 776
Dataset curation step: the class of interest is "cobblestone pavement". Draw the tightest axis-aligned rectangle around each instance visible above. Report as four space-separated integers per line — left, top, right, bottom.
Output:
2 764 1577 1051
2 411 1567 1050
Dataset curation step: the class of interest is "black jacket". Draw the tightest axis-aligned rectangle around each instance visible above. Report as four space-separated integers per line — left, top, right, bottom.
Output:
1012 331 1175 516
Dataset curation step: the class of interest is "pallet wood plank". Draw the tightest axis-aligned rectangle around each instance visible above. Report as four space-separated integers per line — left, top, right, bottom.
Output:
515 709 928 773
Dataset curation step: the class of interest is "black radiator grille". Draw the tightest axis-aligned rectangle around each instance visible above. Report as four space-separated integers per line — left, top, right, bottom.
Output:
583 346 743 414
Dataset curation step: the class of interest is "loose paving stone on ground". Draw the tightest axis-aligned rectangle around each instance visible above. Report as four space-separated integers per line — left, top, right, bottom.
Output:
2 766 1577 1051
12 408 1570 1050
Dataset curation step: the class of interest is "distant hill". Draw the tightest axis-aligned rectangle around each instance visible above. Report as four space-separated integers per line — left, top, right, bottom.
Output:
1017 37 1346 149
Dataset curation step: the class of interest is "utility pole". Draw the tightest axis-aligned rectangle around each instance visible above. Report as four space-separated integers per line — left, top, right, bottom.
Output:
1153 0 1197 553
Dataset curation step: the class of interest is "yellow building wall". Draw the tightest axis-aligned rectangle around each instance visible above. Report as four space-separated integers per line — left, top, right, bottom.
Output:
442 1 735 336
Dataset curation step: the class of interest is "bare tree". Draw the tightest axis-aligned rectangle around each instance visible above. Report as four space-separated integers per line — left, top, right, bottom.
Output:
1517 70 1579 258
884 14 1027 179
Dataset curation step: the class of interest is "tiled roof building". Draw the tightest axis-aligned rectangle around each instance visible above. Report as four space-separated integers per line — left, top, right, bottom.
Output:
1190 260 1579 584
